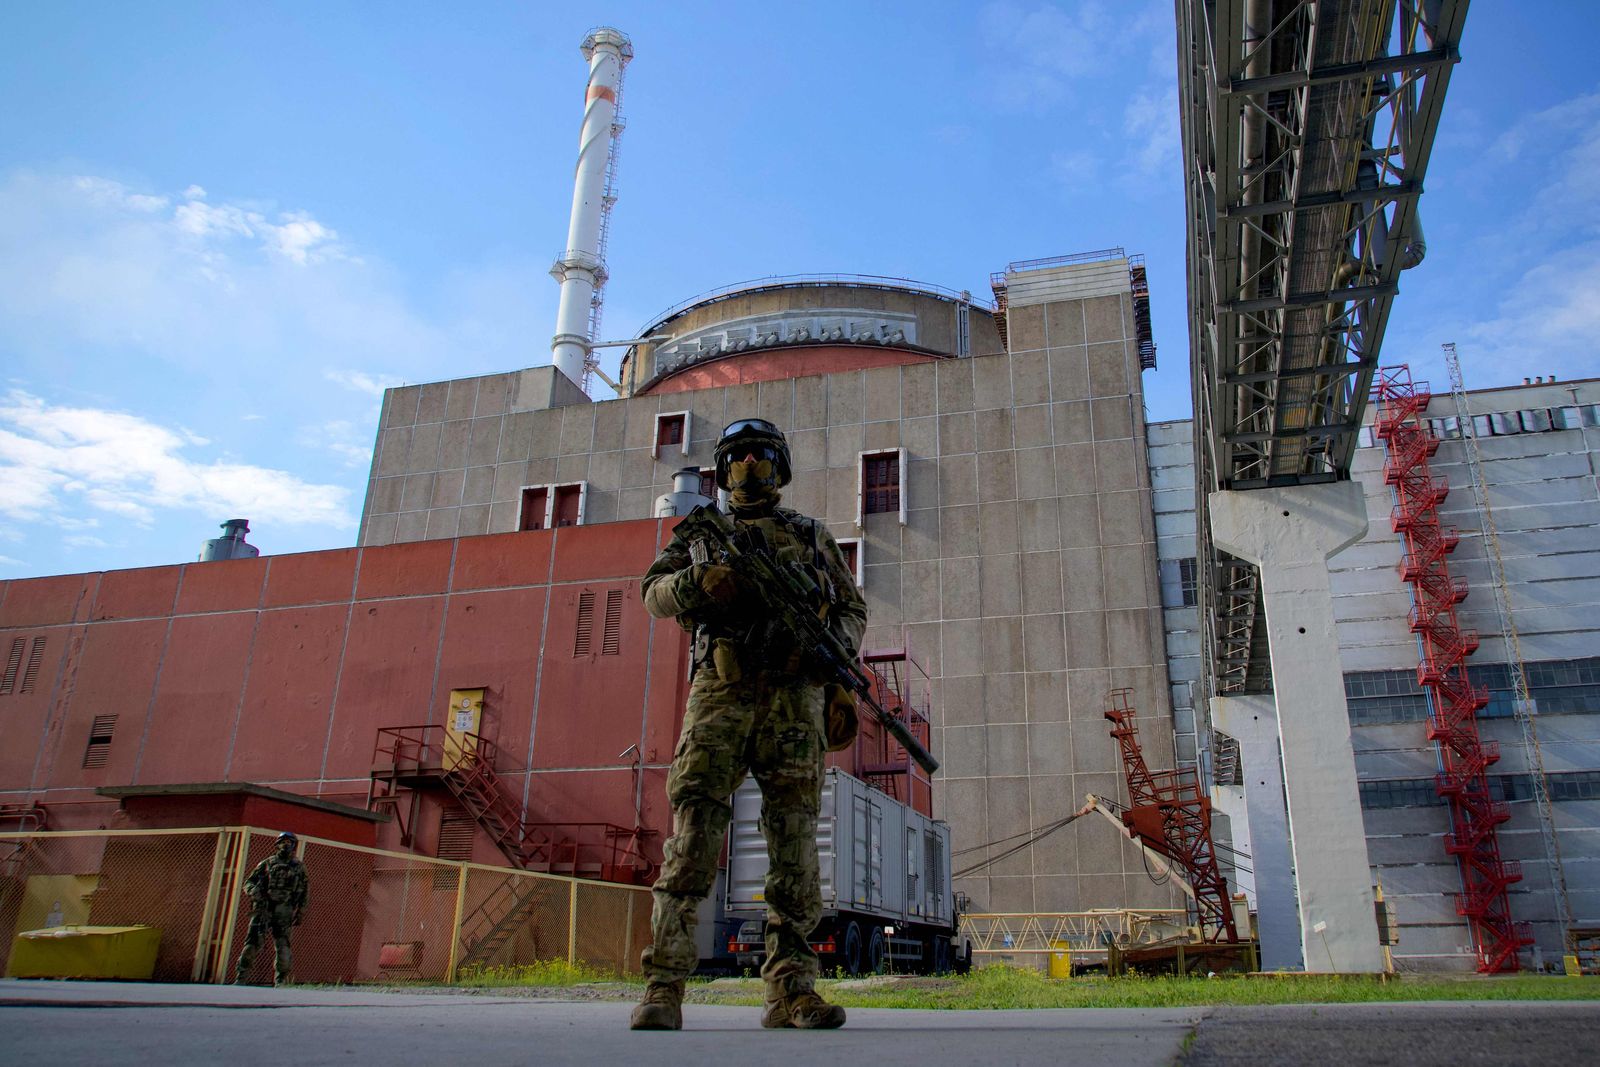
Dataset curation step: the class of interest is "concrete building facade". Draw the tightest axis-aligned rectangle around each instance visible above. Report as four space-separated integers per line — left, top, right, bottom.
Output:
357 253 1184 915
1154 376 1600 970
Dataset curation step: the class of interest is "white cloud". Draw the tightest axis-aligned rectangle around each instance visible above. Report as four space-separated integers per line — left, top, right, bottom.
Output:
0 170 467 384
0 390 354 528
1123 85 1179 178
0 554 25 567
296 418 373 469
1415 89 1600 382
324 368 397 397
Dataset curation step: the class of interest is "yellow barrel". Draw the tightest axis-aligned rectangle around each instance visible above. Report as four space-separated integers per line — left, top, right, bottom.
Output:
7 925 162 980
1048 939 1072 979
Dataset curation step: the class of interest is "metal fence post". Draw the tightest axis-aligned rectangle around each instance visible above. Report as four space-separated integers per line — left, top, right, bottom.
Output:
213 827 254 983
191 829 233 982
568 880 578 965
446 863 469 982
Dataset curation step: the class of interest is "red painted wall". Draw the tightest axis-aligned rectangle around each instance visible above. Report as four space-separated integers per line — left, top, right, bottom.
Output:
645 344 940 395
0 517 928 872
0 522 690 857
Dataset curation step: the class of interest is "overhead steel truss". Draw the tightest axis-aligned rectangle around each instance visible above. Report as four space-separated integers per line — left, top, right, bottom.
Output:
1178 0 1469 693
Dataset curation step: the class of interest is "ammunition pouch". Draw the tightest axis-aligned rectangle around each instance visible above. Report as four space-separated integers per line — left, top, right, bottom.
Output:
824 683 859 752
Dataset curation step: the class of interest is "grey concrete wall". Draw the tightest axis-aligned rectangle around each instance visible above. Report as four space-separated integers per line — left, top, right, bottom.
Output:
357 283 1181 917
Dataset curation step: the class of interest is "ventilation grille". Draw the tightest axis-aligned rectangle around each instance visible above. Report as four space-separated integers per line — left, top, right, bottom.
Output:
82 715 117 769
2 636 46 695
574 591 595 656
924 829 944 906
434 811 475 889
602 590 623 655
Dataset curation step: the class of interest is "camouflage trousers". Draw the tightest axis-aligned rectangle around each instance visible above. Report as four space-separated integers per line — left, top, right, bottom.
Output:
236 903 295 983
642 668 825 995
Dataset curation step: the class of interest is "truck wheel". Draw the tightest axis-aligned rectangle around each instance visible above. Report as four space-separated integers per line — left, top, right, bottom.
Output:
843 921 864 976
867 926 886 974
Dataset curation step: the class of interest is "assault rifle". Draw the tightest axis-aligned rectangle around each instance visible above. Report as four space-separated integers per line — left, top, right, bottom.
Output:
679 504 939 775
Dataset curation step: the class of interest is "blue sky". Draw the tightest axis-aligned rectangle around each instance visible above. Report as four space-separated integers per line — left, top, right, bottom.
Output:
1 2 1596 579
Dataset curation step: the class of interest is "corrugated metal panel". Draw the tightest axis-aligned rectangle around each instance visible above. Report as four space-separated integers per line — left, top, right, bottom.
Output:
726 769 951 929
1005 259 1129 307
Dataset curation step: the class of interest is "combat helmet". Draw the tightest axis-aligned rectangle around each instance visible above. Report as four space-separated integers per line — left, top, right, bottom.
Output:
713 418 792 490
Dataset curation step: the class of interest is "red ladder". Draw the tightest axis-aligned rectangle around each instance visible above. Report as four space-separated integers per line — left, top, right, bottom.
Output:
1373 366 1529 972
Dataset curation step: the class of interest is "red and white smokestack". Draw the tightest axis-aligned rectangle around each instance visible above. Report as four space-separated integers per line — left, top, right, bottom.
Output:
550 26 633 388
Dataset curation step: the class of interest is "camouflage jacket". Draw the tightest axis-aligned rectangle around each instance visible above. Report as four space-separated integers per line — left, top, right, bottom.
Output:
246 853 309 912
641 504 866 665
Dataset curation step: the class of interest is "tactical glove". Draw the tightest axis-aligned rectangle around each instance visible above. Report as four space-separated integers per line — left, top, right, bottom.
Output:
694 563 744 606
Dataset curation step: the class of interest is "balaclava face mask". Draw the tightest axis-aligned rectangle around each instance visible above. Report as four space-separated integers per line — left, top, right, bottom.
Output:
726 449 782 514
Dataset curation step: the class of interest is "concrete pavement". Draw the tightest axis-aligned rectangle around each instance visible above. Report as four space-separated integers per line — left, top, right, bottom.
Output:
0 980 1198 1067
2 980 1598 1066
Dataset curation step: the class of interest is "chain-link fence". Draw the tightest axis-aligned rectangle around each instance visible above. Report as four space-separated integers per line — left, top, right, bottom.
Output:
0 828 652 984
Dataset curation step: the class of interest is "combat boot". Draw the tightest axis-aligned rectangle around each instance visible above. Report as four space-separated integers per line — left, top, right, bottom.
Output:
629 979 684 1030
760 988 846 1029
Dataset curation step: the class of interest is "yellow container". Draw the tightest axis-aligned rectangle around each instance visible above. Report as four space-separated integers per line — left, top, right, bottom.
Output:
1048 939 1072 979
1565 954 1584 977
7 925 162 980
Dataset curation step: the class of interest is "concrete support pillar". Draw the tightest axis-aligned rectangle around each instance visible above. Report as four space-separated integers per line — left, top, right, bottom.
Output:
1208 481 1382 972
1212 692 1302 970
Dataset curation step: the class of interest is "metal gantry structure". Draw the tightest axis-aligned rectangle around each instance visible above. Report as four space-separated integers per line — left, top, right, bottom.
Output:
1177 0 1469 694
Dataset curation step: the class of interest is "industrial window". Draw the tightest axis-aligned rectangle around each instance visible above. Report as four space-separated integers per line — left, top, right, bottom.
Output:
519 486 549 531
653 411 691 459
1551 771 1600 802
698 468 717 499
82 715 116 769
1158 559 1198 609
1179 558 1197 606
551 483 586 527
1357 778 1444 810
574 591 595 657
858 449 906 525
0 635 45 696
602 590 623 655
835 538 863 589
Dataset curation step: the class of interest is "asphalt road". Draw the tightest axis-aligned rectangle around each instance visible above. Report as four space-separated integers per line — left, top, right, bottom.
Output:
2 980 1597 1066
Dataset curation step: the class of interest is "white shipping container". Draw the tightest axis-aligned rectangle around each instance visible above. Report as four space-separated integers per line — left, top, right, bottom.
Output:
725 768 953 932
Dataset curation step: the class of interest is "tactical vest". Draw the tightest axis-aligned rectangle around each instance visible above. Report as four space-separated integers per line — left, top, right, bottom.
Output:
690 507 832 678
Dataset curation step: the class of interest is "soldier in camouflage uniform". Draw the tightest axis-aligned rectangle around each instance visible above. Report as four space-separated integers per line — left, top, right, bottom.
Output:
630 418 867 1032
234 830 310 986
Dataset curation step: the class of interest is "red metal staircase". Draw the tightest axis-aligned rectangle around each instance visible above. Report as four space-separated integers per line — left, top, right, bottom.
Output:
851 649 934 807
1373 366 1529 973
368 725 654 884
1104 689 1238 943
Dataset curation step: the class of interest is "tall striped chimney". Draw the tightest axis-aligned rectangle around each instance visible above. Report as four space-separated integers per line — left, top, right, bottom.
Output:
550 27 632 388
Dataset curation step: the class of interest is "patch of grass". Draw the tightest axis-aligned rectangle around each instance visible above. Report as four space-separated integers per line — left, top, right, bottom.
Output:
441 961 1600 1009
454 959 625 988
680 966 1600 1010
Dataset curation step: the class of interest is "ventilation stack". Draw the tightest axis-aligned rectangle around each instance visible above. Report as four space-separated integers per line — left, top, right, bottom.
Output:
549 27 632 390
654 467 713 518
199 519 259 562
